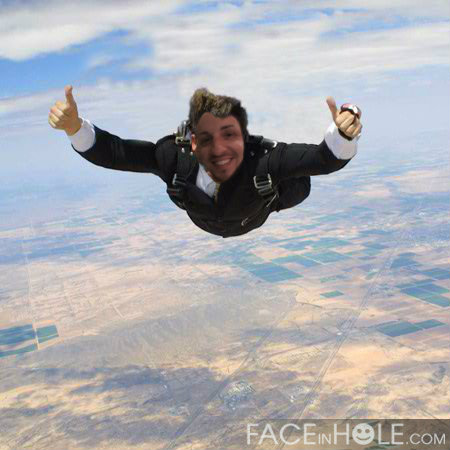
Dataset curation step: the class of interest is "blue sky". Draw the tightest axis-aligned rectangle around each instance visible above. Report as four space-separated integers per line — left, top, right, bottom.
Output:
0 0 448 183
0 29 154 97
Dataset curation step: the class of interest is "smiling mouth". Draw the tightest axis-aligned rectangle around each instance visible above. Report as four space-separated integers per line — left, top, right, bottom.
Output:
213 158 232 167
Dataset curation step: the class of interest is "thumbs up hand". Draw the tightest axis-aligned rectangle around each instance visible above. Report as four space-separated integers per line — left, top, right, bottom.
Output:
48 85 82 136
326 96 362 141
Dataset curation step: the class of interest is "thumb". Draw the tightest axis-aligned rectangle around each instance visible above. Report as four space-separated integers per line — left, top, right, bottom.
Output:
65 85 76 106
326 96 338 121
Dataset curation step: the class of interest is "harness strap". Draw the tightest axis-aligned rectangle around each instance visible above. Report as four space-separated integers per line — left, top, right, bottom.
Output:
241 139 282 227
167 132 282 220
253 139 280 209
166 145 194 210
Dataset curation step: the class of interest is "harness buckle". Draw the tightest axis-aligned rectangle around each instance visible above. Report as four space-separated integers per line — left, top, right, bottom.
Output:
172 173 187 188
253 174 274 197
175 120 192 147
167 173 188 209
239 174 278 228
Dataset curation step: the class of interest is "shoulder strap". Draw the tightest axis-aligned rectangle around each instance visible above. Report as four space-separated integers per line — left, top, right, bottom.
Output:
251 136 282 209
166 143 195 210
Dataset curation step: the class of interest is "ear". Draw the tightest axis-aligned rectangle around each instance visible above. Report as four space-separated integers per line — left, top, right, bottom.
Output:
191 133 197 152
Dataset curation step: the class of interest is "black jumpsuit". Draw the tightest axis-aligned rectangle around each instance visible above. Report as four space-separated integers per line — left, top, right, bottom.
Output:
74 126 352 238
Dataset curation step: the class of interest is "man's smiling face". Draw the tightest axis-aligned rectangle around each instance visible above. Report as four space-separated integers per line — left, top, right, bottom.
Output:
191 112 245 183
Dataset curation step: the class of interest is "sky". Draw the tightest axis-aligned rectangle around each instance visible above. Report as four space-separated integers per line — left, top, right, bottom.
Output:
0 0 449 186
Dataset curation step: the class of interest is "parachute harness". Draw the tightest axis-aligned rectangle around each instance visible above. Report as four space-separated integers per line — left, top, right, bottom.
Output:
166 120 194 210
167 120 281 224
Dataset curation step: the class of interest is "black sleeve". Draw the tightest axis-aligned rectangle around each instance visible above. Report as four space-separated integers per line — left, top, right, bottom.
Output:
271 140 351 181
73 125 170 177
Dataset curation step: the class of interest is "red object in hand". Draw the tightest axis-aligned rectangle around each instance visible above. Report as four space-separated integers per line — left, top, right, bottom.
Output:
340 103 362 119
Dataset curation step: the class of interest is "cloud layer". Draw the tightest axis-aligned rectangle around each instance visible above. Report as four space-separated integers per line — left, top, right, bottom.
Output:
0 0 448 142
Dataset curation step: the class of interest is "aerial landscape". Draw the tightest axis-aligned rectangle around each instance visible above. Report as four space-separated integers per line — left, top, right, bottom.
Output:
0 129 448 449
0 1 448 449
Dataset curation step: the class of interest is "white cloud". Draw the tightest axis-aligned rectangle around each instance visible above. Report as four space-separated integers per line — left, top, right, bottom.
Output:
72 1 448 103
85 54 117 70
0 0 448 142
0 77 187 140
0 0 180 60
285 0 449 20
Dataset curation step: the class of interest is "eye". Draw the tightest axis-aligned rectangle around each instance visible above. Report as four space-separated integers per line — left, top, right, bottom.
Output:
199 137 211 145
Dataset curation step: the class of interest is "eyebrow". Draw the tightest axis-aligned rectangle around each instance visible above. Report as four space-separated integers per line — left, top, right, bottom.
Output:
198 124 236 136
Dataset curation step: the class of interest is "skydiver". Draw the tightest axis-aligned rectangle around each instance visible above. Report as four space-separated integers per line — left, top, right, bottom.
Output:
49 86 362 238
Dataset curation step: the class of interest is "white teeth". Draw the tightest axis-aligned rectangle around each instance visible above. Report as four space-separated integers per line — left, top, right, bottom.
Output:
215 159 231 166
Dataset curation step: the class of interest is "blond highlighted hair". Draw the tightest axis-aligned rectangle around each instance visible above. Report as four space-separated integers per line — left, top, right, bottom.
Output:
188 87 249 140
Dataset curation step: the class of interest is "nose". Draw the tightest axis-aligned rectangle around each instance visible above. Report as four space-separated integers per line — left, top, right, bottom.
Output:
210 137 227 156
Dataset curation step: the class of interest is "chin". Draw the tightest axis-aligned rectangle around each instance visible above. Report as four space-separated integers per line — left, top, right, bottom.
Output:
213 169 234 183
